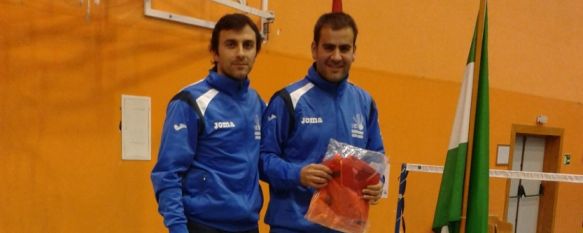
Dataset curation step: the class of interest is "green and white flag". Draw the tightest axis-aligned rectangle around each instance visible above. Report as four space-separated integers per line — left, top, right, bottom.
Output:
432 3 489 233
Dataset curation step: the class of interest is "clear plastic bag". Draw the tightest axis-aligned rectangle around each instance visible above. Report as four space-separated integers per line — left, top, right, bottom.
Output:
305 139 387 233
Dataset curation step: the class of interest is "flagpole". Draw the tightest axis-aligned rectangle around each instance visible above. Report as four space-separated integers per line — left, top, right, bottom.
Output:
460 0 488 232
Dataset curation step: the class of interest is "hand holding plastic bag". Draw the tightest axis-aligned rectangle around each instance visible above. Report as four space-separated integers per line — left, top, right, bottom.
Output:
305 139 387 233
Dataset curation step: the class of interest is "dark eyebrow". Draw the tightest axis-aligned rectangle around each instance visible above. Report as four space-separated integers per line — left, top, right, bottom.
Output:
322 42 352 47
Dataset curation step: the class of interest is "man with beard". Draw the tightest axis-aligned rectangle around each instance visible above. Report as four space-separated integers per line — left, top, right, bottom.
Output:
260 12 384 232
152 13 265 233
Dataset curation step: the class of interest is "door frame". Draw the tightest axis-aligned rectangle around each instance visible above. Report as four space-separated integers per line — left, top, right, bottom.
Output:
503 124 563 233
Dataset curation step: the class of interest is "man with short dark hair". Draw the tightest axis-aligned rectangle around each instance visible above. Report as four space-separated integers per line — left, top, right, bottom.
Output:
260 12 384 232
152 13 265 233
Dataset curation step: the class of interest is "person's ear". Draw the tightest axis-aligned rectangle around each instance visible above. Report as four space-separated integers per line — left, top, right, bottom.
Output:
212 50 219 63
352 45 356 62
311 41 317 60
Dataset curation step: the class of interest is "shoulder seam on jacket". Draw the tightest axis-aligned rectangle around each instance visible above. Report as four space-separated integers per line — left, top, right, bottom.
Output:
196 88 219 116
289 82 314 110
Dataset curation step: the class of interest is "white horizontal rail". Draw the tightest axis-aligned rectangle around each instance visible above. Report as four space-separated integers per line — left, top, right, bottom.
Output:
405 163 583 184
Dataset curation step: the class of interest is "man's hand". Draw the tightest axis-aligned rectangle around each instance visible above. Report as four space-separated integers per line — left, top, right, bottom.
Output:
362 181 383 205
300 164 332 189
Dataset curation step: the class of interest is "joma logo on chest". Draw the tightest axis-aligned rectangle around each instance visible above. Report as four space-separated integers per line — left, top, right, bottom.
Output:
214 121 236 129
301 117 323 124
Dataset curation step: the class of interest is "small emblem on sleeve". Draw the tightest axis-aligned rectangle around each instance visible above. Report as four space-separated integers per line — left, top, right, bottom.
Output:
174 123 187 131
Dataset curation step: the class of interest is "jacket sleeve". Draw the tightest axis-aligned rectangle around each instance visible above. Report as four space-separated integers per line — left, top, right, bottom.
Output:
367 99 385 154
259 96 303 190
366 99 387 185
151 100 198 233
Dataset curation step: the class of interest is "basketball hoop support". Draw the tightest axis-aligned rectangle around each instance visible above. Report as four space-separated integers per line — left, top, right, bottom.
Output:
144 0 275 40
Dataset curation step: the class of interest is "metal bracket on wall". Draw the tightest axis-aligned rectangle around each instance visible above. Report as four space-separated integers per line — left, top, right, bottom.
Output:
144 0 275 40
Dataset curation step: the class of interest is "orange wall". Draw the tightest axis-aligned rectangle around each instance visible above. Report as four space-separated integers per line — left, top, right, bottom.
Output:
1 1 582 233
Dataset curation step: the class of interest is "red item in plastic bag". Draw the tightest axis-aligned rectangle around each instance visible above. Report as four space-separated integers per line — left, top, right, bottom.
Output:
305 154 380 233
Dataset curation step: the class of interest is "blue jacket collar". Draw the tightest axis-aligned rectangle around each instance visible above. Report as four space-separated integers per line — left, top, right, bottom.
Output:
306 63 348 96
206 69 250 98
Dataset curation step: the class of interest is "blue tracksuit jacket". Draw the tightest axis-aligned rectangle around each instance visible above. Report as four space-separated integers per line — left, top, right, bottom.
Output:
260 65 385 232
151 70 265 233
